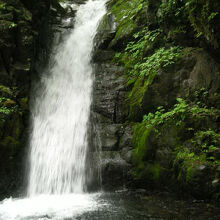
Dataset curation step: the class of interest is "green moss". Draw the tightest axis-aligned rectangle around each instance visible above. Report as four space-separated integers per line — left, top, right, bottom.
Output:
0 97 18 116
19 97 28 110
158 0 220 48
175 148 208 184
0 85 13 97
3 99 16 108
0 20 17 30
132 121 152 166
1 136 20 156
115 41 182 122
126 77 147 120
150 163 161 180
132 96 220 190
21 6 32 21
109 0 147 48
185 0 220 48
108 0 220 198
110 22 135 47
132 120 167 181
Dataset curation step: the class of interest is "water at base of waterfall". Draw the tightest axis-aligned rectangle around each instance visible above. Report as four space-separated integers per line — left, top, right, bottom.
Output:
0 192 220 220
0 194 103 220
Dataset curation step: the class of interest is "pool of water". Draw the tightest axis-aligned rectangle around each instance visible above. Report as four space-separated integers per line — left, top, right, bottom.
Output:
78 192 220 220
0 192 219 220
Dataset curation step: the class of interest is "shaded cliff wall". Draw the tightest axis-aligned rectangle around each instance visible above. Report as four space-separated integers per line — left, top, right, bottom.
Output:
93 0 220 200
0 0 52 197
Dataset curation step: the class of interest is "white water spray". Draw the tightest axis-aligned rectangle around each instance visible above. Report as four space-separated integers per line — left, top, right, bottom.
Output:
28 0 106 196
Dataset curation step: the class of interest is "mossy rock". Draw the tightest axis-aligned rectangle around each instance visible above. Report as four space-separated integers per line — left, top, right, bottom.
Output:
95 12 116 50
3 99 16 108
18 97 28 111
0 12 13 21
108 0 140 49
0 85 13 98
0 136 20 156
131 96 220 197
126 77 148 121
132 122 154 166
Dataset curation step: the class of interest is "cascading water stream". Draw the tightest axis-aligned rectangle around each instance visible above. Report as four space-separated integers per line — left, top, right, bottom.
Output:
28 0 107 196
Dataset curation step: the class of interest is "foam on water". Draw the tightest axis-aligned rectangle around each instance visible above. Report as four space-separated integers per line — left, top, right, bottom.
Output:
0 194 103 220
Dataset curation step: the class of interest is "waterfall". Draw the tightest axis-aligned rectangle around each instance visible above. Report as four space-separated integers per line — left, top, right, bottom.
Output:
27 0 107 196
0 1 108 219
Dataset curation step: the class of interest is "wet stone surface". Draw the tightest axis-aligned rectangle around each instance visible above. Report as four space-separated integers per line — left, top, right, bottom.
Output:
76 192 220 220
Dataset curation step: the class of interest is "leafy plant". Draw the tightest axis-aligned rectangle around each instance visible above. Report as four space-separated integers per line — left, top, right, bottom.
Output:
143 98 188 128
9 22 16 29
0 2 6 10
0 97 17 115
138 46 182 79
0 106 12 115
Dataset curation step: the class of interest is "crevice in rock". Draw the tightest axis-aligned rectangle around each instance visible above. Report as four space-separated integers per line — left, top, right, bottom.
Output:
0 51 10 75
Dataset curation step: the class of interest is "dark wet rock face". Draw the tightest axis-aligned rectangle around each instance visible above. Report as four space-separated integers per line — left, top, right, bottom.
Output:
0 0 52 197
91 12 133 190
100 151 131 190
141 48 220 114
93 63 126 123
93 0 220 201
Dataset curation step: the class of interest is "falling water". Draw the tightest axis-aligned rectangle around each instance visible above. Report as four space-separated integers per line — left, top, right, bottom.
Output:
0 1 108 219
27 0 107 196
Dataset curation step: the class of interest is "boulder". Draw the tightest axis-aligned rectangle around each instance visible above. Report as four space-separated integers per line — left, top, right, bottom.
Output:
129 48 220 118
100 151 131 190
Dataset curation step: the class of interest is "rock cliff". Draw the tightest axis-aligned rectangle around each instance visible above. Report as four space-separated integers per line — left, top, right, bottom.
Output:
93 0 220 200
0 0 53 197
1 0 220 201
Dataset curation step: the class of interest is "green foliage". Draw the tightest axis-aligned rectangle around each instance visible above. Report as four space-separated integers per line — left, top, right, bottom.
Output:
126 77 147 120
115 29 167 77
175 148 207 183
0 106 12 115
143 97 219 129
143 98 189 128
138 46 182 78
110 0 147 22
121 29 162 66
0 2 6 10
194 130 220 163
159 0 220 48
0 97 17 116
117 41 182 118
115 29 182 116
9 22 16 29
185 0 220 48
0 85 13 97
0 20 16 30
132 96 220 183
109 0 148 47
159 0 186 19
110 0 220 196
